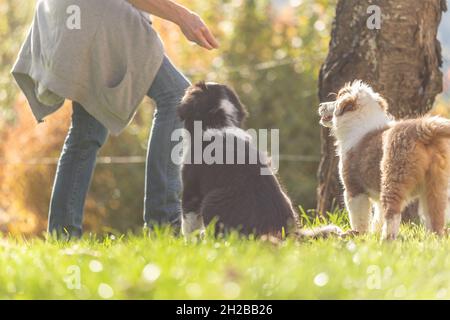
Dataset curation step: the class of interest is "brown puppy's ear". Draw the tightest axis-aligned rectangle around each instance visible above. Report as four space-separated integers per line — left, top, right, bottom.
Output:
335 99 356 116
377 95 388 111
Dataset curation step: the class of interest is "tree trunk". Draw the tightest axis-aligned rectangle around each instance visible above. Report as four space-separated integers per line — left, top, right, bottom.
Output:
317 0 447 215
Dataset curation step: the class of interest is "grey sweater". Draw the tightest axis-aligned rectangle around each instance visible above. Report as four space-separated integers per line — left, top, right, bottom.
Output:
12 0 165 135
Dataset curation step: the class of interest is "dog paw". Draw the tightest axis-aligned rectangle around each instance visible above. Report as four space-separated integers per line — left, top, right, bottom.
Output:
181 212 204 237
381 233 398 241
297 225 345 239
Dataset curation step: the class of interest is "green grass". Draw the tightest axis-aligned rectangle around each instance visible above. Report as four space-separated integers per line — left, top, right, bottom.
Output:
0 212 449 299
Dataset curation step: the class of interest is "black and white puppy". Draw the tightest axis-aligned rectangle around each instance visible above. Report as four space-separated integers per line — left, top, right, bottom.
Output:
178 82 298 236
177 82 343 238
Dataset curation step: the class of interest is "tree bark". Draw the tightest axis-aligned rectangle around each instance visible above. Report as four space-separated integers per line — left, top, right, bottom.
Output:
317 0 447 215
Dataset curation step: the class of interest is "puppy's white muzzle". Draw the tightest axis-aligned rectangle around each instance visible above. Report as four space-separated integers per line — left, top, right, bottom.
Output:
319 101 336 128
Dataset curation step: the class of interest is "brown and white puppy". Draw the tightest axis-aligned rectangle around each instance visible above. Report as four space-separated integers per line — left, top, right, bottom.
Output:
319 80 450 239
178 82 343 238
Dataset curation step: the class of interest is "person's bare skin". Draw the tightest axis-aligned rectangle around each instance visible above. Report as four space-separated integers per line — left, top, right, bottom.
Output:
127 0 219 50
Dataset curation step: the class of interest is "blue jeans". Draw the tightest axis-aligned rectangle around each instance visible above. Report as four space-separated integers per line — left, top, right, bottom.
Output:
48 57 190 236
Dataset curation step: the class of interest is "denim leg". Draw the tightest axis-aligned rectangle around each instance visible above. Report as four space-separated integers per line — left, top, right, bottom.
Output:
144 56 190 225
48 102 109 237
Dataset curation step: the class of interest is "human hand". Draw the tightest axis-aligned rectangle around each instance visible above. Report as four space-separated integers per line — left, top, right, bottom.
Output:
176 10 219 50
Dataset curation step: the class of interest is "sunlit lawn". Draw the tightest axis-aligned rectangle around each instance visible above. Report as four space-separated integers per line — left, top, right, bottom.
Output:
0 212 449 300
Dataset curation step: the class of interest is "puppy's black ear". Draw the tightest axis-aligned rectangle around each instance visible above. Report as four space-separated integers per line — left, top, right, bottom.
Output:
178 82 210 121
195 81 208 91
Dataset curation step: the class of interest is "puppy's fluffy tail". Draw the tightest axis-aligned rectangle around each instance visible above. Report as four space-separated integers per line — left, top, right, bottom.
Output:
417 116 450 143
295 225 344 239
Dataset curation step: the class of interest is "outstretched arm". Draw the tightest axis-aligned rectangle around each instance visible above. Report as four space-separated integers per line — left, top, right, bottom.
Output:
127 0 219 50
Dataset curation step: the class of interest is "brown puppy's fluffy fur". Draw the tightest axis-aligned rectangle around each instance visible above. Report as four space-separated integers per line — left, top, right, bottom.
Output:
319 81 450 239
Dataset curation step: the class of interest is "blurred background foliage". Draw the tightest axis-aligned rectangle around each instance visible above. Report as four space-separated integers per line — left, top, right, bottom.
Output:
0 0 448 235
